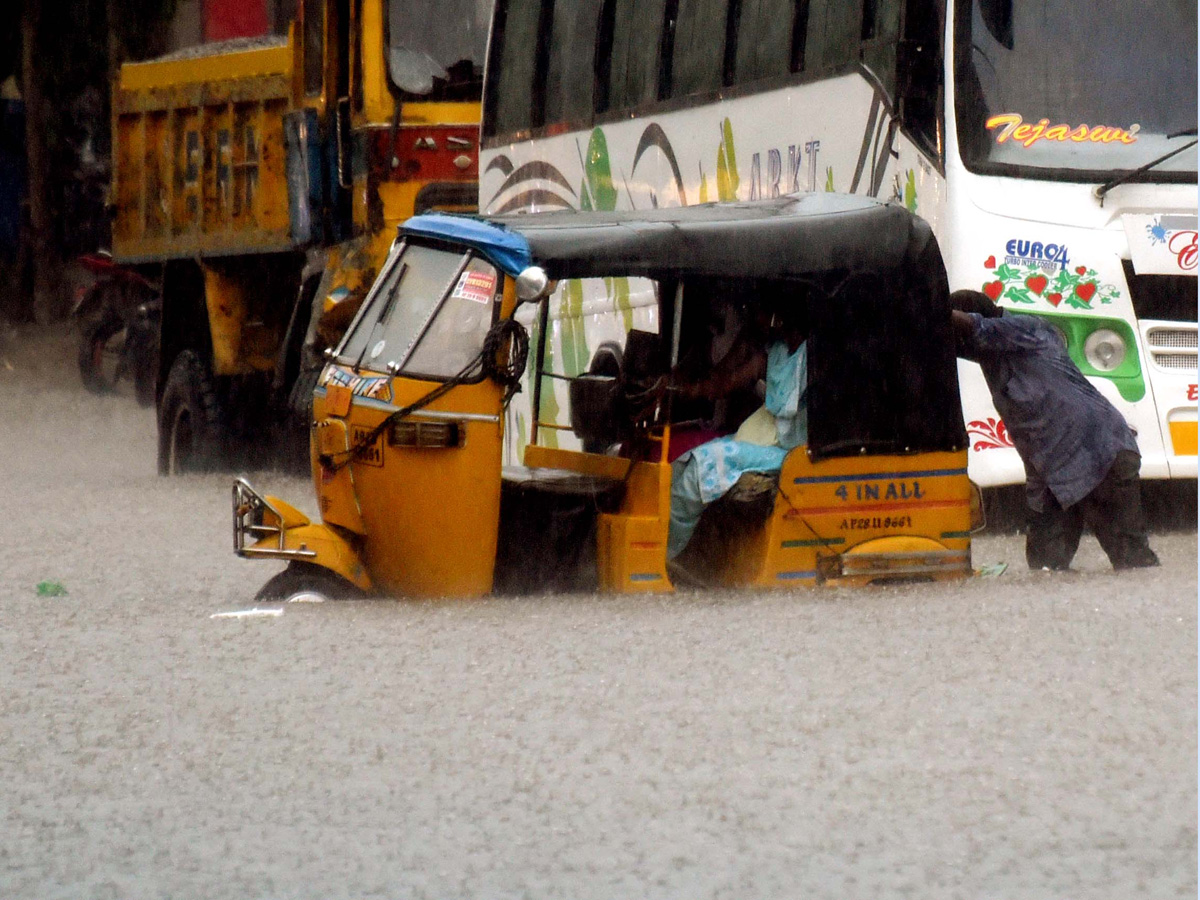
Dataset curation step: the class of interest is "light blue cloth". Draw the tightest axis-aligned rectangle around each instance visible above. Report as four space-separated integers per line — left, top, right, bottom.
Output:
765 340 808 450
668 341 808 558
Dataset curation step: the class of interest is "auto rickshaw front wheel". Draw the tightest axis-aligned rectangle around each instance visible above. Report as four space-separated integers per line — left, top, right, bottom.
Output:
255 562 366 603
157 349 225 475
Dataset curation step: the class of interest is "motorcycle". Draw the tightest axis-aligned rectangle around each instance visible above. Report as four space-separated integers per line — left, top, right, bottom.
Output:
71 252 160 407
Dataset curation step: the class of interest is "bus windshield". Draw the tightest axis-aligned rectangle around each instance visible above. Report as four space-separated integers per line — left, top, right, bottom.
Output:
387 0 490 99
954 0 1197 180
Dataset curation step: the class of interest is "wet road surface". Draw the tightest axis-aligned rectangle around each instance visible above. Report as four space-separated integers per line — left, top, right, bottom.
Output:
1 327 1195 899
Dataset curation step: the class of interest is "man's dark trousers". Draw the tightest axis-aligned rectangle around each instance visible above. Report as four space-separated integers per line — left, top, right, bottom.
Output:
1025 450 1160 570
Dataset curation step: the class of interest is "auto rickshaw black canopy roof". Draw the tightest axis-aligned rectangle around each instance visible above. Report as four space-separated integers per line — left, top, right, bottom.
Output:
402 194 968 460
495 193 935 283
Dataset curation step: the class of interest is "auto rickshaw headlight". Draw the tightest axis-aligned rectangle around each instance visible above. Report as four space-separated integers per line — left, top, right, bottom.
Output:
390 420 462 448
1083 328 1126 372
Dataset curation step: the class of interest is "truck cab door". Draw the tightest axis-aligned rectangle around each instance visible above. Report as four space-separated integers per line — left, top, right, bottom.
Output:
298 0 353 241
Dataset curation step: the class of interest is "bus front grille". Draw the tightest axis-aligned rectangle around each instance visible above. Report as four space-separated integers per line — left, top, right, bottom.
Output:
1151 351 1199 370
1144 326 1199 372
1146 328 1198 349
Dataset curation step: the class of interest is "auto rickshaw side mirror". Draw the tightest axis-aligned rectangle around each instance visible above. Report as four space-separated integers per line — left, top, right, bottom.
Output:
515 266 550 303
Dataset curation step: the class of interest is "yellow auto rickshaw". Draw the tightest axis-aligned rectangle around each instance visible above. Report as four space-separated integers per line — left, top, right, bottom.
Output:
234 194 976 600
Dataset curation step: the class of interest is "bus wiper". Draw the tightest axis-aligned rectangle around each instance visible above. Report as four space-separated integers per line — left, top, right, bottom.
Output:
354 263 409 373
1094 135 1198 206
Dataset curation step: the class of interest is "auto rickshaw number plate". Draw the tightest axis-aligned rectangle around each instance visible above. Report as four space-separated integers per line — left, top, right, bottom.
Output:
350 425 384 466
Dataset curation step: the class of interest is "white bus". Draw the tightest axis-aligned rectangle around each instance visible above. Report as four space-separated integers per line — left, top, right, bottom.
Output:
479 0 1197 486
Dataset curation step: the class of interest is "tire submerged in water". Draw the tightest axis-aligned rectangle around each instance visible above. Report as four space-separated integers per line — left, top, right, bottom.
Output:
77 311 124 395
157 349 225 475
254 562 365 603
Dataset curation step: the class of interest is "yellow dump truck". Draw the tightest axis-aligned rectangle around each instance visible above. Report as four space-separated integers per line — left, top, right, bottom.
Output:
111 0 490 472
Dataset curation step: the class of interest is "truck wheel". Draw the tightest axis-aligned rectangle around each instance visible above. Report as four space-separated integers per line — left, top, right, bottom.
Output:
254 562 365 602
158 349 225 475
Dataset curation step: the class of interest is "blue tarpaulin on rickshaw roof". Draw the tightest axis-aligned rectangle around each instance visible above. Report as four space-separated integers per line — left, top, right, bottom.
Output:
399 213 533 277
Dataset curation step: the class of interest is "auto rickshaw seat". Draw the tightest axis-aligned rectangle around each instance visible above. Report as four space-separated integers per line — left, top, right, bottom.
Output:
569 375 621 448
622 329 664 382
568 330 665 450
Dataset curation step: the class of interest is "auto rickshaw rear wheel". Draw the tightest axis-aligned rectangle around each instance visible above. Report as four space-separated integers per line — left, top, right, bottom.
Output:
157 349 225 475
255 562 365 603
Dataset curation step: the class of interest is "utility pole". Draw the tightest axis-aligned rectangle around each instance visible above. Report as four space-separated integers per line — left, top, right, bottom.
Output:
107 0 122 89
21 0 55 323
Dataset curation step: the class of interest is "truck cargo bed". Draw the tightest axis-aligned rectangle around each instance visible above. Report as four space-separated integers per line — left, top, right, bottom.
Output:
112 33 300 263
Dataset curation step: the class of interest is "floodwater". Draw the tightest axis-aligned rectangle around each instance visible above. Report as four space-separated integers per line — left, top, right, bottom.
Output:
1 325 1195 899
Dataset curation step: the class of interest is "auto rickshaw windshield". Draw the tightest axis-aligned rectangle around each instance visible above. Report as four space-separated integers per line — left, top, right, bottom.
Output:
336 242 500 380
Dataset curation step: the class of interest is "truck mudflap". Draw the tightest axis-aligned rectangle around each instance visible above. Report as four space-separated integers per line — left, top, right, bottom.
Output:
232 478 373 592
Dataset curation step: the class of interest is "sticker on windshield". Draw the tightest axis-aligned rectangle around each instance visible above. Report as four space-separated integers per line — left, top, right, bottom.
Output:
986 113 1140 148
451 270 497 305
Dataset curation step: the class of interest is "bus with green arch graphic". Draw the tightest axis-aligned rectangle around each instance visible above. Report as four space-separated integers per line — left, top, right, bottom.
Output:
479 0 1197 490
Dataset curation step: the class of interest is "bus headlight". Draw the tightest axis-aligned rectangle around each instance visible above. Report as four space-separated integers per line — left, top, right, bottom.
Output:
1084 328 1126 372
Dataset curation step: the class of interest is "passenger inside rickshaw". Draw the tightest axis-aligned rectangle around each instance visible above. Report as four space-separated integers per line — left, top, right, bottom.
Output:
494 277 812 592
666 279 762 456
666 282 811 560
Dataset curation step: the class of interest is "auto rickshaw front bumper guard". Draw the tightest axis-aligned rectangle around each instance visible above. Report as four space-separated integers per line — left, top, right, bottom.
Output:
232 478 373 592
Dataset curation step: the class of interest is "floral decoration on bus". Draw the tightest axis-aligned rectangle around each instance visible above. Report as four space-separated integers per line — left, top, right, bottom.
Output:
985 113 1140 148
982 254 1119 310
966 417 1014 451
